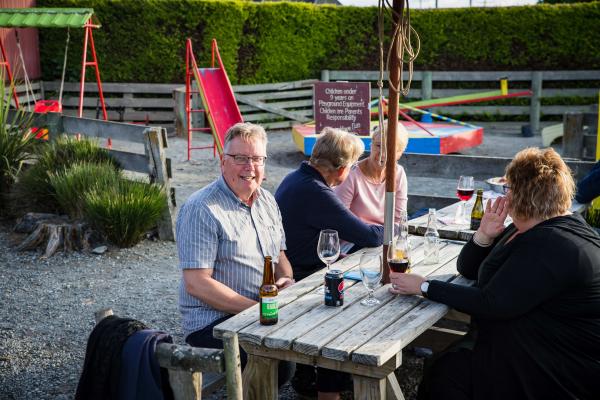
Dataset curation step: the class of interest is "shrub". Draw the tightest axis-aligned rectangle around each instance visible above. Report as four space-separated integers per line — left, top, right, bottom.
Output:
37 0 600 84
49 161 122 219
0 79 37 209
84 179 167 247
13 136 120 213
586 203 600 229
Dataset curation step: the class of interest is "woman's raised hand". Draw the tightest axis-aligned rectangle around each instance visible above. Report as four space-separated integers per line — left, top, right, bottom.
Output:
477 196 509 243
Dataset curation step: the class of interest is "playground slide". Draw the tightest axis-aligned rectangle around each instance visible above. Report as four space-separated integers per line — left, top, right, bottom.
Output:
193 48 243 155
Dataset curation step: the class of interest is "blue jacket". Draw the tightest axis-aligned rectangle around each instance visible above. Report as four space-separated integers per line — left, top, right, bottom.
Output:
118 329 173 400
576 160 600 204
275 162 383 278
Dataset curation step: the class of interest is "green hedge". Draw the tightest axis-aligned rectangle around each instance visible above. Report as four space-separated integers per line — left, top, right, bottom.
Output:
37 0 600 84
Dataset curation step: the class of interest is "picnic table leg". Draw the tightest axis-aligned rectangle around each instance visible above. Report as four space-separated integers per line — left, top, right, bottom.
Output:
386 372 405 400
353 375 387 400
242 353 278 400
222 332 243 400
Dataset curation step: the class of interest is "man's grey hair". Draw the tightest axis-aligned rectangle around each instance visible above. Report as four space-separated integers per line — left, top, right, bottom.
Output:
223 123 268 152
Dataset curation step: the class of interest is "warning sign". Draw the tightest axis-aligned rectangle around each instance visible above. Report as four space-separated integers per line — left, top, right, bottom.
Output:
314 82 371 136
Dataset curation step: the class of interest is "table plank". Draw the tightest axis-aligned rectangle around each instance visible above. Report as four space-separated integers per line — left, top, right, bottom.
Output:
239 279 363 346
319 249 462 362
214 249 365 339
293 241 462 360
263 282 370 350
351 275 472 366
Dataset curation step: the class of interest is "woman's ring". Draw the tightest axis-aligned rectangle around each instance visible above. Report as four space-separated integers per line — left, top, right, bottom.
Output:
392 284 398 289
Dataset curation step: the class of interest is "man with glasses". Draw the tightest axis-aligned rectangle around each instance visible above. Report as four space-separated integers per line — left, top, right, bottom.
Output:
176 122 295 385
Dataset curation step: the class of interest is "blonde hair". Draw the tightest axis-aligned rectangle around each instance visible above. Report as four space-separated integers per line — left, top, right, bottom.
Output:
505 147 575 220
373 121 409 153
224 122 267 152
309 127 364 171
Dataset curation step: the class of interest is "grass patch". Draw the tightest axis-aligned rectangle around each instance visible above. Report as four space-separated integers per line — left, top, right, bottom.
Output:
49 162 122 219
84 179 166 248
13 136 120 213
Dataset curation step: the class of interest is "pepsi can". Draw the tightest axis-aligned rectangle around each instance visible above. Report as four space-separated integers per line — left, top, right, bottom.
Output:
324 269 344 307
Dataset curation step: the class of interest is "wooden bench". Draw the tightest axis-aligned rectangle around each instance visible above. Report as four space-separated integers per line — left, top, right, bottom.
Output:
94 308 242 400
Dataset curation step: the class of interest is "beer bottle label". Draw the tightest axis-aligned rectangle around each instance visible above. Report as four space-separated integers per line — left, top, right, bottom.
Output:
260 296 278 319
470 218 482 231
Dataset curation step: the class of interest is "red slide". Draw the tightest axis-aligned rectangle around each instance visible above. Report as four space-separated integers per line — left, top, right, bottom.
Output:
186 39 243 158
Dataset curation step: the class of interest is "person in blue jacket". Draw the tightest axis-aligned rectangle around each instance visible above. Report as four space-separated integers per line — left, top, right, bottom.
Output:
276 127 384 281
275 127 384 400
575 159 600 204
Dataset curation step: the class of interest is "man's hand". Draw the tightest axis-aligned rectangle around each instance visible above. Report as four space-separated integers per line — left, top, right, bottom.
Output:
274 251 295 290
275 277 295 290
389 272 426 296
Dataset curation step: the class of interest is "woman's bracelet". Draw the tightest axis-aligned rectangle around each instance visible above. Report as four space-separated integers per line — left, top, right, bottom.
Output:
472 231 493 247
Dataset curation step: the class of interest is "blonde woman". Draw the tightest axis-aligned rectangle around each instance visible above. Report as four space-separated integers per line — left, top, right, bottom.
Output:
334 121 409 225
391 148 600 399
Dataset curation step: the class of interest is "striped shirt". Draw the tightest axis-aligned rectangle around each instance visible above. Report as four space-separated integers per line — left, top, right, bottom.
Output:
176 176 286 338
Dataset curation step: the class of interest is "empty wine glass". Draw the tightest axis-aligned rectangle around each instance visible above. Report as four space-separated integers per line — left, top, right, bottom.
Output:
455 175 474 224
359 250 382 306
317 229 340 293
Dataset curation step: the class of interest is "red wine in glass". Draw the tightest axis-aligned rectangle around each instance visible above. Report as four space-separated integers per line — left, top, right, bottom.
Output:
389 258 410 273
456 188 474 202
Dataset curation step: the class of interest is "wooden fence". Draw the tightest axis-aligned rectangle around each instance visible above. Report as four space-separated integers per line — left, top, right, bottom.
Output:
13 70 600 136
562 111 599 161
11 109 176 241
322 70 600 135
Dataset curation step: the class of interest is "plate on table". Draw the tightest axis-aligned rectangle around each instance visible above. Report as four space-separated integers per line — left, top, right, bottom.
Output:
486 176 507 194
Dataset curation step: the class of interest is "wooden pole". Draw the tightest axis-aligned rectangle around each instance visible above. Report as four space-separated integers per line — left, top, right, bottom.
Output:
383 0 404 285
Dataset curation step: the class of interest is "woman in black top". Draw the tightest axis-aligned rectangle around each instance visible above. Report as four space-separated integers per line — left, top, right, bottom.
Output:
390 147 600 400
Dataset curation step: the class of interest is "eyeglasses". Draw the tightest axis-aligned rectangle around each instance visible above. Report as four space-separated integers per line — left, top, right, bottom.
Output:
502 184 511 194
225 154 267 166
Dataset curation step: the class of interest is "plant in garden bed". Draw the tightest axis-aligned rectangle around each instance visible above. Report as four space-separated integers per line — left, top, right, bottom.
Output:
586 202 600 233
84 178 166 248
13 135 120 213
49 161 122 219
0 80 37 212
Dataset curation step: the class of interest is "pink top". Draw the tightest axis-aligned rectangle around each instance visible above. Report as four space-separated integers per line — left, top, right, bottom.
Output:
334 163 408 225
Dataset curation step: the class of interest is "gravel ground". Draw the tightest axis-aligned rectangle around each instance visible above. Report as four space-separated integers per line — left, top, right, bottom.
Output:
0 124 538 399
0 221 425 400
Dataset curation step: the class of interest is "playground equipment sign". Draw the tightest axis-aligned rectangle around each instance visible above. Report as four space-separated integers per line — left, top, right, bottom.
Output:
314 82 371 136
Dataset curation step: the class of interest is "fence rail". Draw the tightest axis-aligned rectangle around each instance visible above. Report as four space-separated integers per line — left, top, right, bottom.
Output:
323 70 599 135
11 71 599 135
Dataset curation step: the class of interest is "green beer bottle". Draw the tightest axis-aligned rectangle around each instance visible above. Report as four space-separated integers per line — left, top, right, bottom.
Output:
470 189 484 231
259 256 278 325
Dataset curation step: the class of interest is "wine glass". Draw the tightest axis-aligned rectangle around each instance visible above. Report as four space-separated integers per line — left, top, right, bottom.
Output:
317 229 340 293
455 175 474 224
359 250 382 306
387 237 411 274
394 210 408 241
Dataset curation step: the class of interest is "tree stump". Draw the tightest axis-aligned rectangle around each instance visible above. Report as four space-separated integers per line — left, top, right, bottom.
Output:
14 213 99 258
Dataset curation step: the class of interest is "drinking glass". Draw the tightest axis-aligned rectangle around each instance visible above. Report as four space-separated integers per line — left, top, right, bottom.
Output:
317 229 340 293
455 175 474 224
359 251 382 306
387 237 411 274
394 210 409 241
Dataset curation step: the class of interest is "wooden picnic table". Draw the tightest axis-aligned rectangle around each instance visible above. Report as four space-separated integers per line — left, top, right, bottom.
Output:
408 197 588 241
213 236 471 399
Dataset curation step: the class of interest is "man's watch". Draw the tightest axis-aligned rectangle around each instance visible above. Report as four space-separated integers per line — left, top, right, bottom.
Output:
420 280 430 298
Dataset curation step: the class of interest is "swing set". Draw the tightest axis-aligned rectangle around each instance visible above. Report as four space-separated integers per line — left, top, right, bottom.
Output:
0 8 107 123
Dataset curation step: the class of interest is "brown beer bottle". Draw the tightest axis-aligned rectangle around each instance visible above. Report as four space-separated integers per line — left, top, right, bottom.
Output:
470 189 484 231
259 256 278 325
